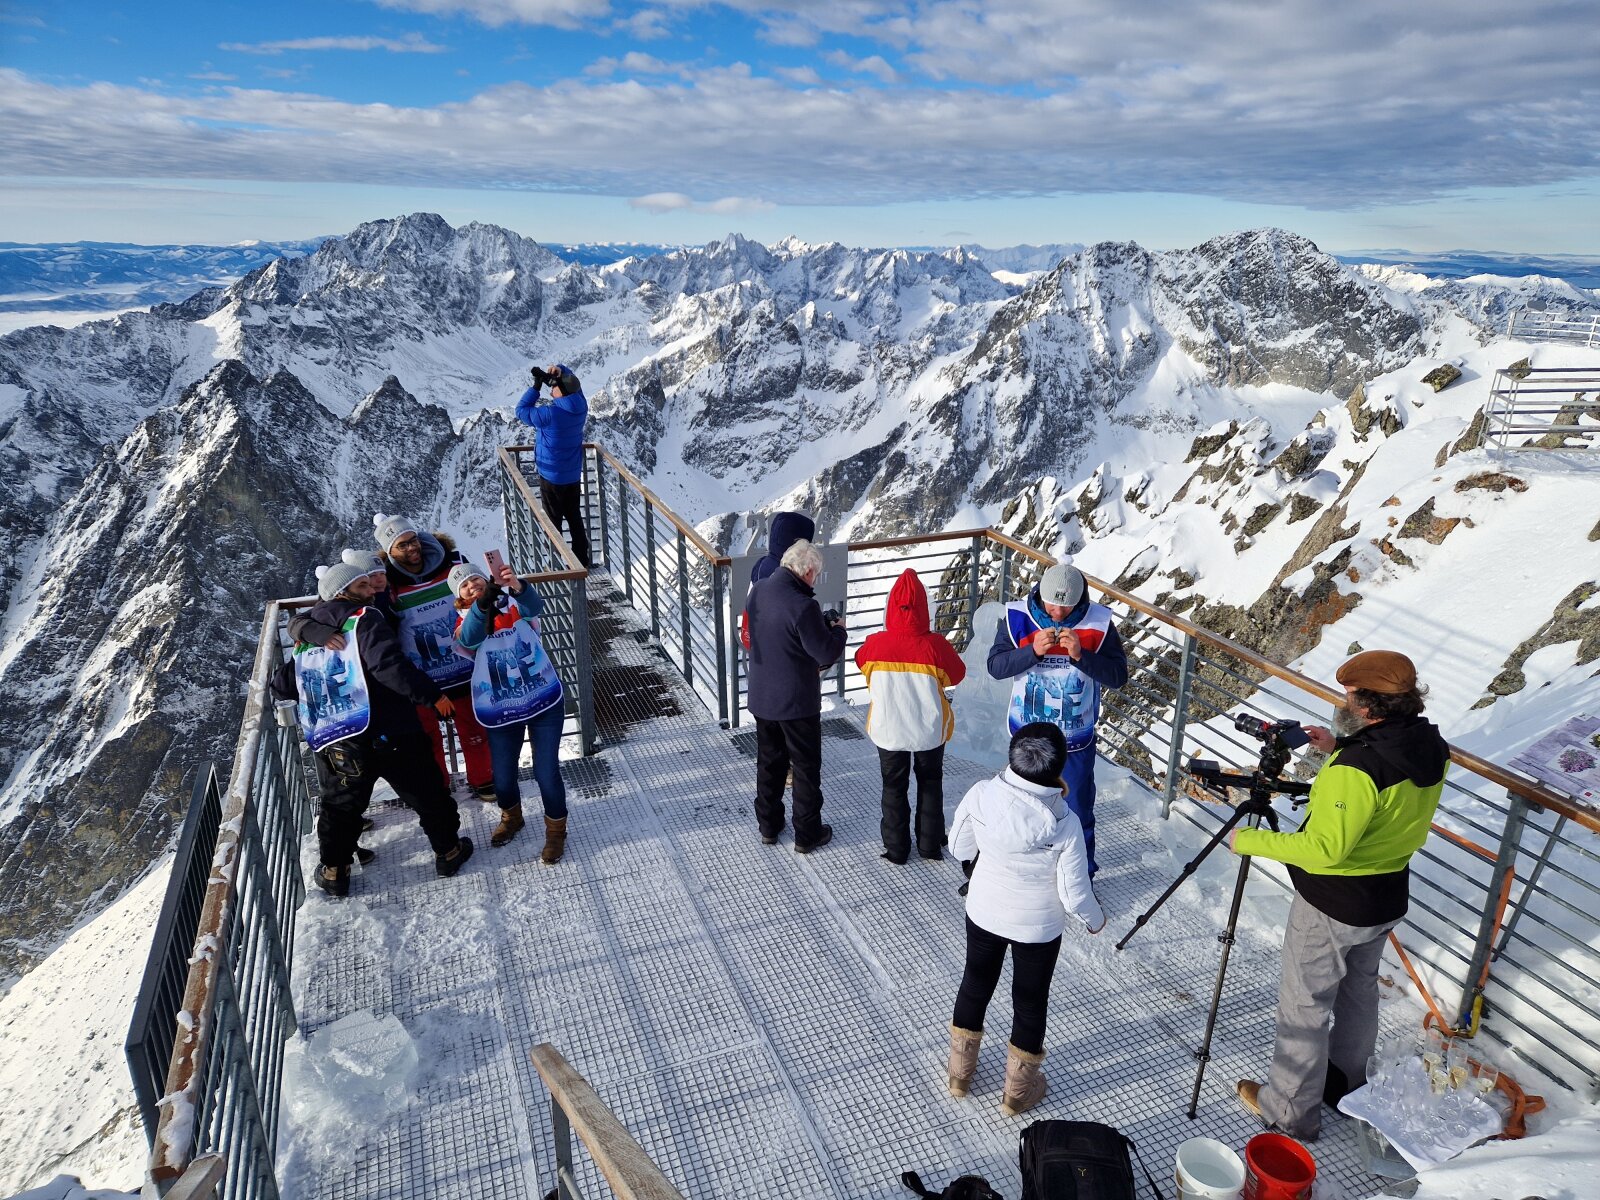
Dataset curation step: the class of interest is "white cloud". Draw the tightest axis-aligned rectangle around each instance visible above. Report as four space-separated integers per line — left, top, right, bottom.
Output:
823 49 897 83
586 51 686 77
220 34 449 55
630 192 694 212
630 192 774 215
2 0 1597 219
189 71 239 82
773 65 823 86
613 8 673 39
368 0 610 28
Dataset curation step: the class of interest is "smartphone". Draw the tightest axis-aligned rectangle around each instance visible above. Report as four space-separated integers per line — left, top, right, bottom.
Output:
485 548 507 576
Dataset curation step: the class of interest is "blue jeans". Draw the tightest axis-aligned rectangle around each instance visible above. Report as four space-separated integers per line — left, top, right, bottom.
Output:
1060 744 1097 875
486 703 567 819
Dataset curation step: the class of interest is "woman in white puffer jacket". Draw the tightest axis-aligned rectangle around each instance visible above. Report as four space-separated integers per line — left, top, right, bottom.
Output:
945 722 1105 1116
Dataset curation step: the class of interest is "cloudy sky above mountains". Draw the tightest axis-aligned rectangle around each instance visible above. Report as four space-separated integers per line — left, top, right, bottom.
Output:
2 0 1598 251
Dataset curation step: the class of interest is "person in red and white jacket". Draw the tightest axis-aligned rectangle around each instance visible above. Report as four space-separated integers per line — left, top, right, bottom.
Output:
855 569 968 863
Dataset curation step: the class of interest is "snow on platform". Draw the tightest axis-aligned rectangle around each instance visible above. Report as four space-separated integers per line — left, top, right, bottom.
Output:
280 583 1410 1200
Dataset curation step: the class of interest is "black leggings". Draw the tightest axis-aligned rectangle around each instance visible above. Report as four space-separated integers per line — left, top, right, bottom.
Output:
952 916 1062 1054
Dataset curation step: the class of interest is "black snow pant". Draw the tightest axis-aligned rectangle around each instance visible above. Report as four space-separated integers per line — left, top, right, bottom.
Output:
878 745 946 862
753 715 826 846
539 478 591 568
316 732 461 867
952 916 1062 1055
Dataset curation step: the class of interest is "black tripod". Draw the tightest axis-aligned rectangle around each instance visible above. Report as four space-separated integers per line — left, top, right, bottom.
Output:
1117 754 1311 1119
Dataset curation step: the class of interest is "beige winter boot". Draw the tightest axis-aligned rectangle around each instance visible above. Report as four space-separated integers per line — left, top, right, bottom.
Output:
946 1025 983 1098
491 804 524 847
1000 1044 1047 1116
540 816 568 864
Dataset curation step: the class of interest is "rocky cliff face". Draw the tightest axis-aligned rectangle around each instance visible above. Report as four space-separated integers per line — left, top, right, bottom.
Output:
0 356 505 977
0 211 1593 977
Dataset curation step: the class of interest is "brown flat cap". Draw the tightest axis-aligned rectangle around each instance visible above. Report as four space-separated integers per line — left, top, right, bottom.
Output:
1337 650 1418 694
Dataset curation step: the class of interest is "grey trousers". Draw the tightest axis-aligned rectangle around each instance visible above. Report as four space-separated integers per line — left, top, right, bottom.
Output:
1260 894 1398 1139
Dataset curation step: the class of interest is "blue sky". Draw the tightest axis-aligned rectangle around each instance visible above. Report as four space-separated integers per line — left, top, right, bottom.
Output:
3 0 1598 253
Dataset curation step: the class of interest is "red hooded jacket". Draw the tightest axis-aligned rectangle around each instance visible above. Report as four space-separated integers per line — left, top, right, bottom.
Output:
854 569 968 752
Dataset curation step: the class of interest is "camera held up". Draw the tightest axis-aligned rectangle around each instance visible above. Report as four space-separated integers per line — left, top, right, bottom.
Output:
529 364 558 389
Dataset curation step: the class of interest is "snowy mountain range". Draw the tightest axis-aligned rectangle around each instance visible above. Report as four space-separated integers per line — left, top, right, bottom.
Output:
1 215 1598 1200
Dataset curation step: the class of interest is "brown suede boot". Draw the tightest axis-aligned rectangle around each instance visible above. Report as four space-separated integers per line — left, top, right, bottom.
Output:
491 804 524 848
946 1025 983 1098
1000 1044 1046 1116
540 816 568 864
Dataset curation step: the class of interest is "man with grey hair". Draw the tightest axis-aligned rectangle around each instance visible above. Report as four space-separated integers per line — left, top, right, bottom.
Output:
988 561 1128 875
745 537 848 852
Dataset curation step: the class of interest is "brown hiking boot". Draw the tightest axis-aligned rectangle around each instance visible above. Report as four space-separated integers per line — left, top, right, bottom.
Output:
316 864 349 897
491 804 524 847
1000 1044 1046 1116
540 816 568 865
947 1025 983 1098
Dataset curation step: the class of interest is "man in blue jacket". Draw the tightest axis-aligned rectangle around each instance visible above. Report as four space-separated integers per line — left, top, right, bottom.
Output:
516 363 590 566
746 539 848 852
987 563 1128 875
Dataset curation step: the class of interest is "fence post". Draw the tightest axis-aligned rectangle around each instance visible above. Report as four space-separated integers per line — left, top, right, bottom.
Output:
728 572 744 729
677 532 692 686
619 486 634 603
712 565 729 725
1159 633 1199 818
552 1097 576 1200
966 535 981 637
595 450 609 573
645 506 660 640
1455 790 1530 1035
572 577 596 755
999 546 1013 601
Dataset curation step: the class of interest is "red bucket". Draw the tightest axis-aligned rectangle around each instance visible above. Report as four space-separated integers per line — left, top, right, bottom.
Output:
1242 1133 1315 1200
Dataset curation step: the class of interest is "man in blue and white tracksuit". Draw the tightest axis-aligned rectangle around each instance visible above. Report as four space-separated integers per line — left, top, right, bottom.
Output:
987 563 1128 875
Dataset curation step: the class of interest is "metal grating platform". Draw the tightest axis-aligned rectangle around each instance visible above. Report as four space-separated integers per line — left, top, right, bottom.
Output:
285 581 1413 1200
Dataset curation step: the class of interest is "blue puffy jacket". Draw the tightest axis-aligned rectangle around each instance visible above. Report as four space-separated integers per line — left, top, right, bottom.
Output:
516 369 588 485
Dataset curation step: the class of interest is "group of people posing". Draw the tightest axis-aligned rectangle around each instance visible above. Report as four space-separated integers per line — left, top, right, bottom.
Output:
273 513 573 897
744 512 1449 1136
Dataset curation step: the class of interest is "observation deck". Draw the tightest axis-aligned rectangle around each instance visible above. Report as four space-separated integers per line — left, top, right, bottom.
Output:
128 444 1600 1200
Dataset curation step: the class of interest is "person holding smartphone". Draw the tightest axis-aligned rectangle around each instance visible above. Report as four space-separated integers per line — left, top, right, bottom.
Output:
450 556 570 862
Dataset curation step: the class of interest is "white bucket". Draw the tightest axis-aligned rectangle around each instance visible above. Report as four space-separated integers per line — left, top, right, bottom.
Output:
1175 1136 1246 1200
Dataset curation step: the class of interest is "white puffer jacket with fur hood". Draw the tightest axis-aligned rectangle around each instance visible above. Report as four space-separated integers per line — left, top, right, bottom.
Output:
949 768 1104 942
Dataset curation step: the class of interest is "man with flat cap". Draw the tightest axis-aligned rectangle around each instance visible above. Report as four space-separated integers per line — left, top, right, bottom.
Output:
1234 650 1450 1142
988 561 1128 875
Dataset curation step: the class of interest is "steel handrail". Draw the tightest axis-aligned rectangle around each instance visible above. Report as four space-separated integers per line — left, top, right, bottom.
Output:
529 1043 686 1200
497 447 592 578
147 602 282 1185
567 442 729 565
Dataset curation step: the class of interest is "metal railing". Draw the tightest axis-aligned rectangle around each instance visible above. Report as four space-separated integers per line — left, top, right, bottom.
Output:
500 447 597 753
1483 365 1600 453
529 1043 687 1200
141 602 316 1199
1507 309 1600 348
571 461 1600 1094
127 765 227 1145
580 443 734 723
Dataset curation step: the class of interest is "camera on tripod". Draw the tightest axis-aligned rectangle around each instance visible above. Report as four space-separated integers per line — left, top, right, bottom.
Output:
1186 712 1313 807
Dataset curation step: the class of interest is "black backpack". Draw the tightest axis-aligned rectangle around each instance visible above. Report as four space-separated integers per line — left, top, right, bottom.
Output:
901 1169 1004 1200
1018 1121 1162 1200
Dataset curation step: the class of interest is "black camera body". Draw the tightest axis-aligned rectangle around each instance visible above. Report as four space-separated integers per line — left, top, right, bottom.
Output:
1233 712 1310 750
529 365 558 389
822 607 843 628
